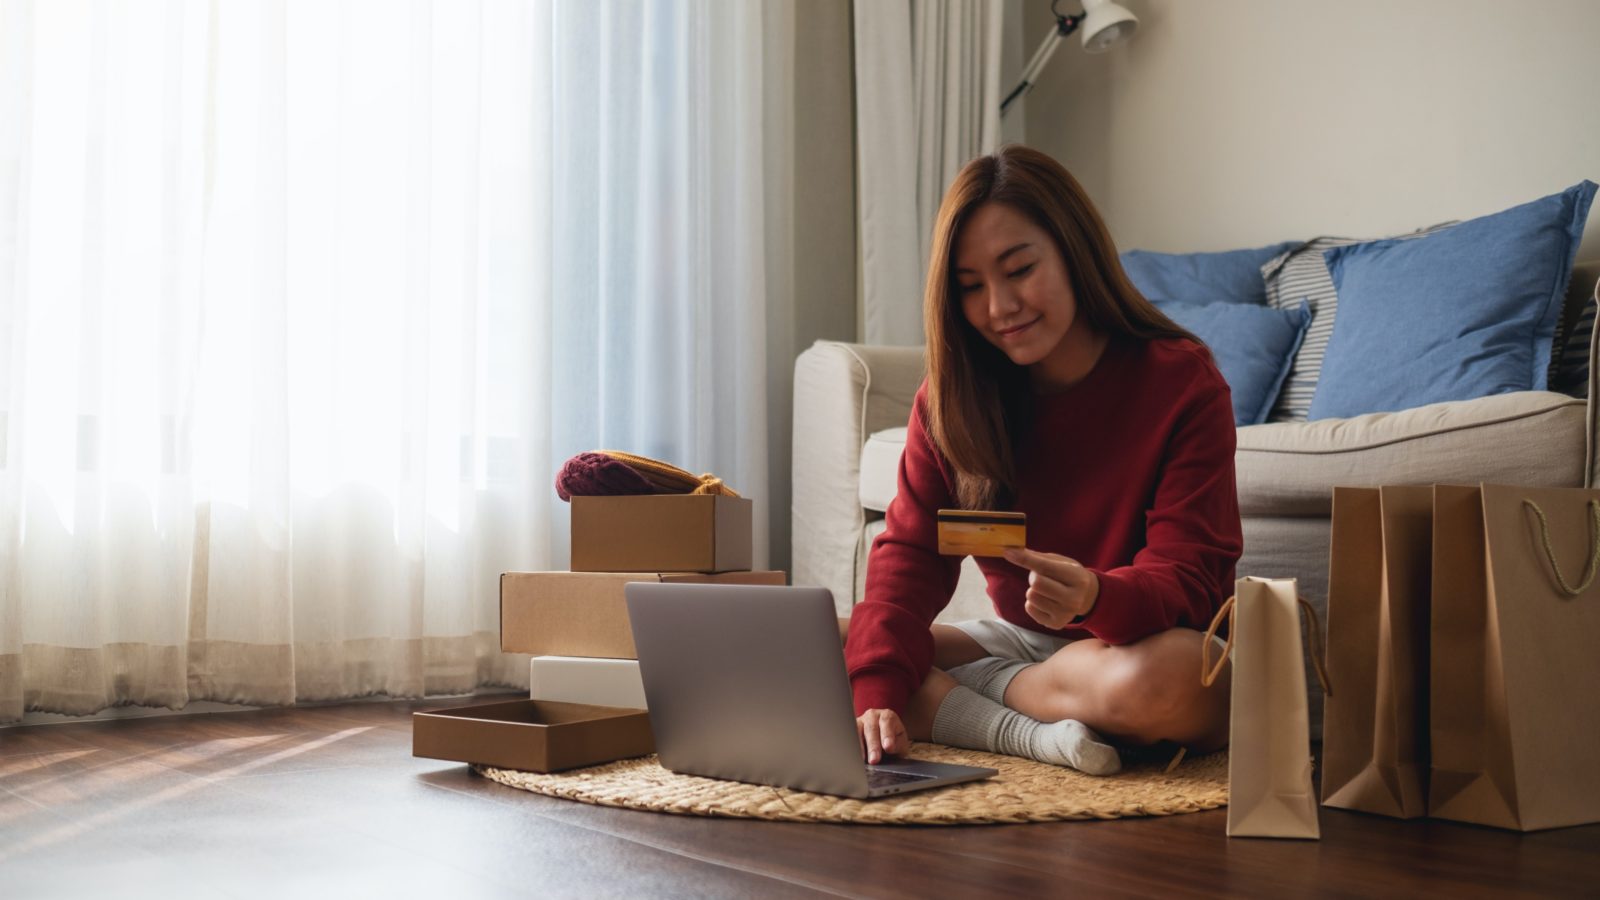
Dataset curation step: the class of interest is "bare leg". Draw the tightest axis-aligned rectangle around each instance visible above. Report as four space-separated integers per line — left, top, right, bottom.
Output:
930 624 988 669
903 668 957 741
1001 628 1230 751
838 618 988 742
903 624 993 740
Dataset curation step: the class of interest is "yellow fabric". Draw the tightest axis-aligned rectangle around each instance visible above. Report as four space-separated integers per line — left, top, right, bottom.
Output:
599 449 740 498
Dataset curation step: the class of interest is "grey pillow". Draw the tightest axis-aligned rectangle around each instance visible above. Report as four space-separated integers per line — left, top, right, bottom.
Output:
1261 223 1456 422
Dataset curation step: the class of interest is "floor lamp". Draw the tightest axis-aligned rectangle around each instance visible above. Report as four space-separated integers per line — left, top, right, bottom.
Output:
1000 0 1139 117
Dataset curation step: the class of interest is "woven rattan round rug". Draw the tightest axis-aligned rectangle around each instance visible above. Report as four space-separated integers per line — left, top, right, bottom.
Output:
476 744 1228 825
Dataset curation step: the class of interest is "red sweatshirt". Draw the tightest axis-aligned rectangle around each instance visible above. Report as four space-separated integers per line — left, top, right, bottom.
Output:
846 335 1243 716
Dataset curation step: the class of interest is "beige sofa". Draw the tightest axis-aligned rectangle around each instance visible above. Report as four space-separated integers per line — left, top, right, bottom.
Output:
792 262 1600 728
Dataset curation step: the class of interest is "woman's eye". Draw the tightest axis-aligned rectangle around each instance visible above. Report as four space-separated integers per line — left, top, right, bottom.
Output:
1008 263 1034 279
958 283 982 294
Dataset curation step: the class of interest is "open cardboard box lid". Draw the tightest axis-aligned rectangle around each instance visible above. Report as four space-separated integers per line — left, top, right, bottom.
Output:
412 698 653 773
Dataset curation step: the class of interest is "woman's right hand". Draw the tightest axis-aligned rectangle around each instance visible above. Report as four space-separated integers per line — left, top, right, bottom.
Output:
857 708 909 764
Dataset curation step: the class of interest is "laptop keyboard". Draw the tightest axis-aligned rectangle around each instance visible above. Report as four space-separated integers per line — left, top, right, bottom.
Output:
866 768 937 790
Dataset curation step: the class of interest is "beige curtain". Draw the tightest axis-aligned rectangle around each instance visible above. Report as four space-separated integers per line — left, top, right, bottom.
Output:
853 0 1005 346
0 0 791 723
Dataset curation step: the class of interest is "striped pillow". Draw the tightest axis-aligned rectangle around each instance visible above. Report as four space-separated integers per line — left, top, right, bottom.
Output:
1552 286 1596 398
1261 224 1455 422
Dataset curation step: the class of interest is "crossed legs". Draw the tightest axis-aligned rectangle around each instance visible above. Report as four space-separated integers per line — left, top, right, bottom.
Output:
843 618 1230 752
995 628 1231 751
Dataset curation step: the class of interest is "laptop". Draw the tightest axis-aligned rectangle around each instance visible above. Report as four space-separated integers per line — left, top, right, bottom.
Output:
624 582 997 799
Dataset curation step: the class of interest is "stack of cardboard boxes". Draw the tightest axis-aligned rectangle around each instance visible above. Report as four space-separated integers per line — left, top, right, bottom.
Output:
504 493 786 707
414 491 785 773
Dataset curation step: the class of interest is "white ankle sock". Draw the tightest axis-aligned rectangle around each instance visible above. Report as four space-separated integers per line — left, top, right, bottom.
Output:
930 685 1121 776
946 656 1033 705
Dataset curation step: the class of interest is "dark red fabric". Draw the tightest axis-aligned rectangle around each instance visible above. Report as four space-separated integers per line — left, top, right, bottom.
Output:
844 336 1244 716
554 452 660 501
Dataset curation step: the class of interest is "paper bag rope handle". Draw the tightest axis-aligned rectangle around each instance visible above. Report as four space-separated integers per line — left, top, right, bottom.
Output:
1199 592 1332 697
1522 499 1600 596
1200 595 1236 687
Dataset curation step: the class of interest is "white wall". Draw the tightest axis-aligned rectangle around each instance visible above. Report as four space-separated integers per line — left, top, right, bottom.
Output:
1023 0 1600 258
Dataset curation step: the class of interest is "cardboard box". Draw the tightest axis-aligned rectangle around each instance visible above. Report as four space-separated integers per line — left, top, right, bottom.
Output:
570 494 752 573
501 569 787 659
530 656 647 708
412 699 653 772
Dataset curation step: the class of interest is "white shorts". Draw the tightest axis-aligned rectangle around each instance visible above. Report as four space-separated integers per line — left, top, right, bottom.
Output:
948 617 1228 664
947 617 1075 664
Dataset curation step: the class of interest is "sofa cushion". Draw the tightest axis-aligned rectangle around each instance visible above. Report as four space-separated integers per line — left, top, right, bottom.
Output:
1311 182 1597 421
861 394 1587 520
1262 223 1457 423
859 427 908 513
1158 300 1310 425
1237 391 1586 517
1120 241 1298 306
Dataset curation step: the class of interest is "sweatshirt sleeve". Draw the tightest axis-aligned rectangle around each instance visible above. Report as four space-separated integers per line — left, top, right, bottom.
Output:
844 388 964 716
1079 370 1242 645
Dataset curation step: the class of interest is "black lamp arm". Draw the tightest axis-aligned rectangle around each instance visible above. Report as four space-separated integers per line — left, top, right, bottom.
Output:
999 10 1084 115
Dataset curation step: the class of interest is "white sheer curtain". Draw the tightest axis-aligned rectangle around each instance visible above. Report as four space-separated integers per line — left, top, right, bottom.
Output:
0 0 778 723
854 0 1004 346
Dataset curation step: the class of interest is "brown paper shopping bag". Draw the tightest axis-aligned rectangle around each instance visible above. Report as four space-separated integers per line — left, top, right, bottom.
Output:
1429 484 1600 831
1202 576 1330 839
1321 486 1432 818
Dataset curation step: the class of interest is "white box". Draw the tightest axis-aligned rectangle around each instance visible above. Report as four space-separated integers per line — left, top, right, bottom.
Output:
529 656 647 709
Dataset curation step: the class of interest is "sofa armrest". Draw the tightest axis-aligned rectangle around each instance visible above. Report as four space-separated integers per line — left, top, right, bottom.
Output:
792 341 926 611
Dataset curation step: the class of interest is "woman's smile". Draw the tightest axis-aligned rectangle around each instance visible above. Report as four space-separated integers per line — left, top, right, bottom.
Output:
997 316 1042 340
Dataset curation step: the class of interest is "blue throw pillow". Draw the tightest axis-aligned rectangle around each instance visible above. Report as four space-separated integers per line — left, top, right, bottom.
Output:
1159 300 1312 425
1309 181 1597 421
1121 242 1299 306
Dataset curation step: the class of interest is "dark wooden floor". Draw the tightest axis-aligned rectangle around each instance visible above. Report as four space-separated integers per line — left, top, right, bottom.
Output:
2 697 1596 899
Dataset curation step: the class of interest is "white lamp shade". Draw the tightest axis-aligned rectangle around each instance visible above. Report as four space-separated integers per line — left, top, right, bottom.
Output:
1080 0 1138 53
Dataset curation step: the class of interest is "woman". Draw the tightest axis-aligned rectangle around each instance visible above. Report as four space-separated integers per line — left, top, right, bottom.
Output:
845 145 1239 775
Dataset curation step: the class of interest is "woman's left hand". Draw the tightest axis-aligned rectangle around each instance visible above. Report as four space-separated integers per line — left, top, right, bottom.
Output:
1002 547 1100 629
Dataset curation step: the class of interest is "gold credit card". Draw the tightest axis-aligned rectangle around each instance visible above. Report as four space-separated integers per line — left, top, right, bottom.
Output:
936 509 1027 557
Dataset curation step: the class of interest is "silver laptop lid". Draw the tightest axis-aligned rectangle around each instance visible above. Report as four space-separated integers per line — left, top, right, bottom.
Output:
625 582 868 797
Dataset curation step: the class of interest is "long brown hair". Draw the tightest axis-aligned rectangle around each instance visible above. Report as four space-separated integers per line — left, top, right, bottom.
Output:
924 144 1199 510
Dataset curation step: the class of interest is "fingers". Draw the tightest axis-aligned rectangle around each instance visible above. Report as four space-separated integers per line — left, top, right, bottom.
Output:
1022 567 1070 627
1006 547 1096 625
1025 593 1068 629
879 713 901 758
858 712 882 764
1024 568 1073 604
857 709 908 764
1023 566 1092 627
1003 546 1050 572
1004 547 1081 580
